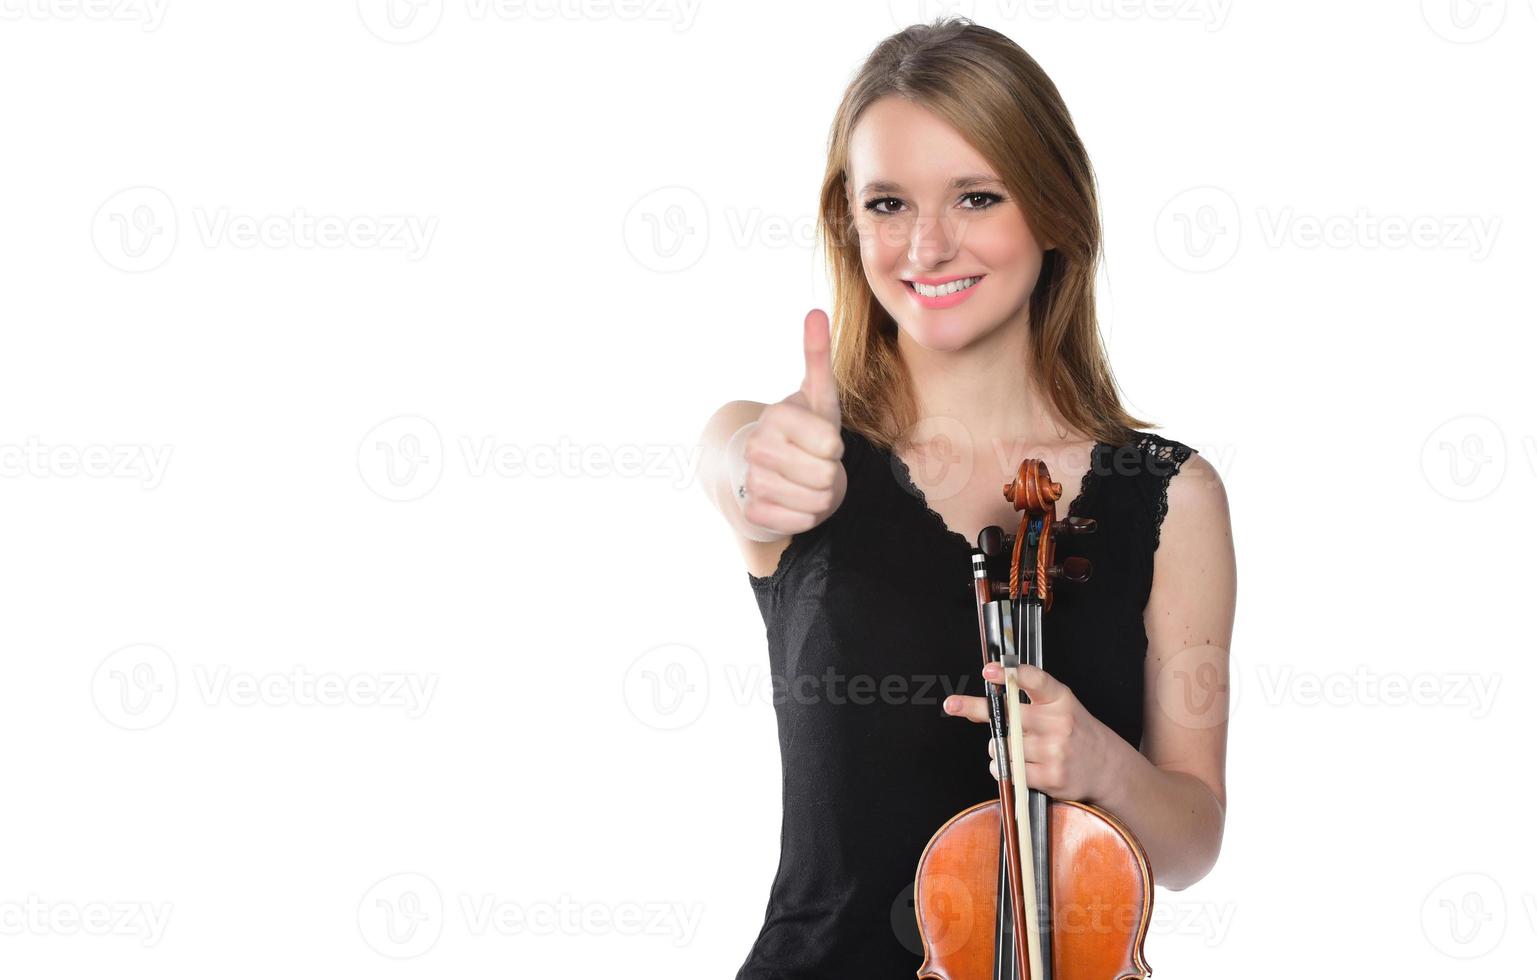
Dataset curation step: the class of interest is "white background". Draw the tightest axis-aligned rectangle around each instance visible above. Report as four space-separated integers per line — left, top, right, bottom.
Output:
2 1 1533 977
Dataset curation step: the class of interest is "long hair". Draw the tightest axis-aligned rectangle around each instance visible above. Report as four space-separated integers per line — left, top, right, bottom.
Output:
817 17 1153 451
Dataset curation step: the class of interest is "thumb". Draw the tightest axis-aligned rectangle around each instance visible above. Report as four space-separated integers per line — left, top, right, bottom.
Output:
800 308 840 424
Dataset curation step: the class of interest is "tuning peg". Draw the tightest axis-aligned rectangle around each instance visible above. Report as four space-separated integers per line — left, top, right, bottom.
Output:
1052 516 1097 536
977 525 1011 557
1049 556 1093 583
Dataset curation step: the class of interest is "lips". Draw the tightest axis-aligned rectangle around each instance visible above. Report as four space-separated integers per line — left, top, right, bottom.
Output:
903 274 985 310
904 275 984 286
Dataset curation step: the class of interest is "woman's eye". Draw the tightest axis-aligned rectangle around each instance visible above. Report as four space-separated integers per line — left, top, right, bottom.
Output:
961 192 1003 210
863 197 901 215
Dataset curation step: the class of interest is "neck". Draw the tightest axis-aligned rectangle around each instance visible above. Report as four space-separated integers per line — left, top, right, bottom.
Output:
895 308 1085 455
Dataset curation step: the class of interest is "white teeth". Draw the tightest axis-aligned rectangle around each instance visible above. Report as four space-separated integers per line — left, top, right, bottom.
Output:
910 275 981 298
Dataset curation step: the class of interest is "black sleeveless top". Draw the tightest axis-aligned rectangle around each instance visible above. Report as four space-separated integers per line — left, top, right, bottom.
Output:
736 424 1196 980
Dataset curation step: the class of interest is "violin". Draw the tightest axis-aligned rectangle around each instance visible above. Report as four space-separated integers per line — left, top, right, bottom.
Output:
913 457 1154 980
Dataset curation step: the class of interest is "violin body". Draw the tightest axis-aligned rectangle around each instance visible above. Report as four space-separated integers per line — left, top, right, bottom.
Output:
914 798 1153 980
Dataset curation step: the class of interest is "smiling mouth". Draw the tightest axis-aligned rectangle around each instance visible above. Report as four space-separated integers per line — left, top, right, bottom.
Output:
904 275 985 299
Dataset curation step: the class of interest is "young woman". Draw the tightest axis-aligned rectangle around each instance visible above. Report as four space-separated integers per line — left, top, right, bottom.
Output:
697 18 1236 978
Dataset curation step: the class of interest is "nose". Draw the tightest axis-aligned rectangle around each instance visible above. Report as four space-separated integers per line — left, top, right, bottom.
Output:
906 212 959 269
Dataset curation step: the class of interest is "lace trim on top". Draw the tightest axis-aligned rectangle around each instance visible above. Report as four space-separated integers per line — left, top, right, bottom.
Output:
1129 433 1196 551
886 439 1109 555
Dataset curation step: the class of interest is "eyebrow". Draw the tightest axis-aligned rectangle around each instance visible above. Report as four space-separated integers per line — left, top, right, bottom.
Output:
857 175 1002 196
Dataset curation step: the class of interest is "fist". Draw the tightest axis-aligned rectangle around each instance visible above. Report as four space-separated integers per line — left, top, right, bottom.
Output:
733 309 846 536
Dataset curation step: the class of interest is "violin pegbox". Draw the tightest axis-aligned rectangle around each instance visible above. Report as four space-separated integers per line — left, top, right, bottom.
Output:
997 459 1099 610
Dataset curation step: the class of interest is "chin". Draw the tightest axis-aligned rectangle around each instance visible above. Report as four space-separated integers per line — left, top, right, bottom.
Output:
895 316 985 352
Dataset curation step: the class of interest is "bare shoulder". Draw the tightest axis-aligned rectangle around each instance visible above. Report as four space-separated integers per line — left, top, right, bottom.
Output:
1154 449 1235 605
1165 451 1230 531
695 399 794 578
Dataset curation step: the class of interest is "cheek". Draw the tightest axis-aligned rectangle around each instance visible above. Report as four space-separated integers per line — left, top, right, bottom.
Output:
856 219 906 273
966 218 1039 269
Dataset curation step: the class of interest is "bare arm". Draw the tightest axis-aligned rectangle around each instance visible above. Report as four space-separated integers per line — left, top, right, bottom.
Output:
1092 452 1236 890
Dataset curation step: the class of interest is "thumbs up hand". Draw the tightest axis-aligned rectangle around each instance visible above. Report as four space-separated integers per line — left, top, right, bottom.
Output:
733 309 848 536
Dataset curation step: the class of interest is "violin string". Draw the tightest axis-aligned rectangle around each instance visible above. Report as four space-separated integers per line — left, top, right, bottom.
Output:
996 816 1009 979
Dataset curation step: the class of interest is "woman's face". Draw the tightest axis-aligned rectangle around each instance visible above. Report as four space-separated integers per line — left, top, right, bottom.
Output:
846 95 1047 352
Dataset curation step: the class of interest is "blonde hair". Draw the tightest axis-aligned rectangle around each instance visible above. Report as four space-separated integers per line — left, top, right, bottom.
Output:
817 16 1153 451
